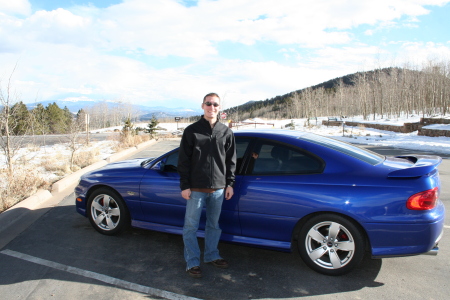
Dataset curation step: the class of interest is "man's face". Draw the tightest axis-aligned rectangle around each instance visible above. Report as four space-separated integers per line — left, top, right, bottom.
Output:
202 96 221 120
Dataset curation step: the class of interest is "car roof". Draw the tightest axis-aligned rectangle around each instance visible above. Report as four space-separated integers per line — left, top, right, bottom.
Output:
233 129 385 166
233 129 310 139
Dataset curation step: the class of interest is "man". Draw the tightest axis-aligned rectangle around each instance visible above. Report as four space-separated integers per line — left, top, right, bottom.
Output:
177 93 236 278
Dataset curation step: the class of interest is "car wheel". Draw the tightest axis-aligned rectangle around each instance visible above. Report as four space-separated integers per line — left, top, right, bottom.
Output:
87 188 130 235
297 214 365 276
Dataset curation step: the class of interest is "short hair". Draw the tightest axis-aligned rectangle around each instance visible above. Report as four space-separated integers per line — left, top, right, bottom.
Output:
203 93 220 103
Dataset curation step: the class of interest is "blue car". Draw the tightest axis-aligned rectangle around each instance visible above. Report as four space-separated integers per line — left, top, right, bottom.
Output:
75 130 444 275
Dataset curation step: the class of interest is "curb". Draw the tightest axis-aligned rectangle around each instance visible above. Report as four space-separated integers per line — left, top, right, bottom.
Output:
0 139 159 248
0 190 53 230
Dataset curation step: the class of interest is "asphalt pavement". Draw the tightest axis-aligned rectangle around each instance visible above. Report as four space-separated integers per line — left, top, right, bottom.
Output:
0 139 449 300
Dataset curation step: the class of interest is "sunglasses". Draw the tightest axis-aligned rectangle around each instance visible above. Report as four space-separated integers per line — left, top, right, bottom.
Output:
204 101 220 107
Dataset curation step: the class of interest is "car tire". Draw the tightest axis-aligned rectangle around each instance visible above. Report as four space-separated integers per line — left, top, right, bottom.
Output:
297 214 365 276
87 188 130 235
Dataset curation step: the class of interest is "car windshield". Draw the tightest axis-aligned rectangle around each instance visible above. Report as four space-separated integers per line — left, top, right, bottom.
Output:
299 133 384 165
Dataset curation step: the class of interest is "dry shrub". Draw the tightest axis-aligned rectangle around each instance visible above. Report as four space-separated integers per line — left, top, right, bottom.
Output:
41 153 71 176
41 145 105 174
14 154 31 166
73 148 100 169
0 167 49 213
12 145 41 166
157 133 175 139
116 133 150 149
26 144 40 152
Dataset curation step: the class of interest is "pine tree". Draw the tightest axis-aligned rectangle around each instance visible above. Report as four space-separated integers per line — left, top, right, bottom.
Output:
76 109 87 121
62 106 73 133
9 101 31 135
146 114 159 139
31 103 49 135
46 102 65 133
122 117 134 135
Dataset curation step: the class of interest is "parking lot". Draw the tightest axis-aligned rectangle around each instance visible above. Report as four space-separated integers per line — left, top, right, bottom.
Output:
0 140 449 300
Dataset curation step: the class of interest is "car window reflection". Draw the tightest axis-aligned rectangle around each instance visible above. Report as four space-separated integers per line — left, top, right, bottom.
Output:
251 142 322 175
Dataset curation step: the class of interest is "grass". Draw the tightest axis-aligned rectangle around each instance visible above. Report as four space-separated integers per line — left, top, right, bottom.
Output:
0 144 113 213
0 166 50 212
113 132 150 151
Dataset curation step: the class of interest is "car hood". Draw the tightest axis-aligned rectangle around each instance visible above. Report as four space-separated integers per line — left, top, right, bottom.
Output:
82 158 153 179
101 158 152 170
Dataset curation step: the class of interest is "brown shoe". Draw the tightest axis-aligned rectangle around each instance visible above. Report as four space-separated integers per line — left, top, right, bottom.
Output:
187 266 202 278
209 259 229 269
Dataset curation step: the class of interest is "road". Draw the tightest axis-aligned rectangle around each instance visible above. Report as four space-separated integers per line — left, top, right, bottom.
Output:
0 132 119 147
0 140 448 300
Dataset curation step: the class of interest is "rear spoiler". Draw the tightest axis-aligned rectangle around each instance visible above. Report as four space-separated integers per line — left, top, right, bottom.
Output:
387 155 442 178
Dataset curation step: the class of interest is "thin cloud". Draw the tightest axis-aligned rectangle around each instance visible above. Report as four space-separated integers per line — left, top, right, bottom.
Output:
0 0 31 16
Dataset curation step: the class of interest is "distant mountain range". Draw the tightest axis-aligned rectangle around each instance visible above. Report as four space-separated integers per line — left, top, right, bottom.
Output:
26 100 203 120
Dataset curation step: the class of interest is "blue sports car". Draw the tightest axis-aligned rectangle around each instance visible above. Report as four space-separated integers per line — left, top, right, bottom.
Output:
75 130 444 275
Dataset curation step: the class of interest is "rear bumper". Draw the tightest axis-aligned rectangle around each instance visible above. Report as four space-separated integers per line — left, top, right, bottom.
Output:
367 217 444 258
423 246 439 256
367 199 445 258
423 227 444 256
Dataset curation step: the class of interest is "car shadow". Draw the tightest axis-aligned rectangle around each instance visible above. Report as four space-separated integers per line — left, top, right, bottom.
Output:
0 204 383 299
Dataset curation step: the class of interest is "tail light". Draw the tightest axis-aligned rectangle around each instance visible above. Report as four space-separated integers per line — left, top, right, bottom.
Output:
406 187 439 210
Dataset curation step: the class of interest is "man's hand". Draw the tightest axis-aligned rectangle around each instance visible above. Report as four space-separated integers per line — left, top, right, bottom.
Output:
181 189 191 200
225 186 234 200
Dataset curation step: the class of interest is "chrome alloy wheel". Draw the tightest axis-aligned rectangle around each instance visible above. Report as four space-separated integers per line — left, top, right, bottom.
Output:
305 221 355 270
90 194 121 231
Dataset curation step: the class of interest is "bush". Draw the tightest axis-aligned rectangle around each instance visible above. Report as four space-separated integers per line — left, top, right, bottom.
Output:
115 132 150 150
73 148 100 168
0 166 49 213
41 153 70 176
285 121 294 128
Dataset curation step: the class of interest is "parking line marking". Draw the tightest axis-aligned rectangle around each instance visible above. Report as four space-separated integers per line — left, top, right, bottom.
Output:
1 249 200 300
445 225 450 229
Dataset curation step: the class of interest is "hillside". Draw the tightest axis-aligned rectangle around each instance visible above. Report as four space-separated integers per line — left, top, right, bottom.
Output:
224 67 401 117
223 65 449 121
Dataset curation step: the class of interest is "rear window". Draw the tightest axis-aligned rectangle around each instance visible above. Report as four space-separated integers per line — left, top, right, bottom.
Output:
299 134 384 165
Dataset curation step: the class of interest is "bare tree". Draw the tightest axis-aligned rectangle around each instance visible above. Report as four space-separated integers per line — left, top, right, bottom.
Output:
0 67 30 175
64 116 84 172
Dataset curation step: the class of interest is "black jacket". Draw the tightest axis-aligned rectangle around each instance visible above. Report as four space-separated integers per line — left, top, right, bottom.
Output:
178 117 236 191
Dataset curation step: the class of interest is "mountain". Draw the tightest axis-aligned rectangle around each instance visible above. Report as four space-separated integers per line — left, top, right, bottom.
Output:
223 67 406 115
26 100 203 119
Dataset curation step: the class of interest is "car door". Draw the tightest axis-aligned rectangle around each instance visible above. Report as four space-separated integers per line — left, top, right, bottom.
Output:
139 150 186 228
139 137 252 236
237 139 325 243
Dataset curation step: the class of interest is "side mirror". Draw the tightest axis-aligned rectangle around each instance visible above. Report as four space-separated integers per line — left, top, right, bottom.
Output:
151 161 162 171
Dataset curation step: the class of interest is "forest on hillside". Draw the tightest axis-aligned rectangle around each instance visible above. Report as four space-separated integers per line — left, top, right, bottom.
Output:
223 60 450 122
0 101 139 136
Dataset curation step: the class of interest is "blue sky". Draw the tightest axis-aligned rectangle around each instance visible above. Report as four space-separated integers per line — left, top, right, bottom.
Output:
1 0 449 109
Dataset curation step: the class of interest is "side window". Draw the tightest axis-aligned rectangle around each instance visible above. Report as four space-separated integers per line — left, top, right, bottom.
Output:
235 137 251 174
251 142 322 175
162 151 179 172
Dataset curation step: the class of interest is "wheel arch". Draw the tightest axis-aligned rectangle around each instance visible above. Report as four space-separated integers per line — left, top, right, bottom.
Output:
86 184 122 204
291 211 372 255
86 184 132 218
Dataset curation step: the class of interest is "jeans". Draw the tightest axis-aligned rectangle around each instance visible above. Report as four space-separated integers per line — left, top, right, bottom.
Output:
183 189 224 270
